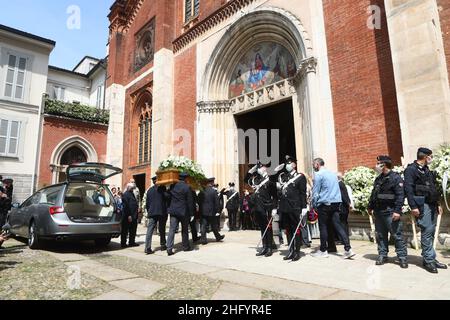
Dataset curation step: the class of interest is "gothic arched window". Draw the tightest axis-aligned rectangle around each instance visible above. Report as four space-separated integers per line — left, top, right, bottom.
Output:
138 102 152 164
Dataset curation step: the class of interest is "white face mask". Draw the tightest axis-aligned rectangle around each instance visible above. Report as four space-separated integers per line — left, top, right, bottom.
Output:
286 164 294 173
257 168 266 176
375 163 385 174
426 156 433 165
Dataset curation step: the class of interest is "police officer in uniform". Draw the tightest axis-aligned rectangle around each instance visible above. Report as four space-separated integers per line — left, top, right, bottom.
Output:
278 156 308 262
404 148 447 273
368 156 408 268
166 172 194 256
246 161 278 257
199 178 225 244
144 176 169 254
221 183 241 231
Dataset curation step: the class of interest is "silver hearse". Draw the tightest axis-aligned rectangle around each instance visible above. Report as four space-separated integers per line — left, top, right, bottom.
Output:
7 163 123 249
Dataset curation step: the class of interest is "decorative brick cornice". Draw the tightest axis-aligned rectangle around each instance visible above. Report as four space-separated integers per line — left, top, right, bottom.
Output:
173 0 258 53
109 0 145 34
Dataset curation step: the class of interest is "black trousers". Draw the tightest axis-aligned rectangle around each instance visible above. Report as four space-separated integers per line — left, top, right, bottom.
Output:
317 204 351 252
121 217 138 246
190 218 199 240
167 215 190 251
201 216 221 241
256 209 274 249
228 208 238 230
145 215 167 251
282 211 302 253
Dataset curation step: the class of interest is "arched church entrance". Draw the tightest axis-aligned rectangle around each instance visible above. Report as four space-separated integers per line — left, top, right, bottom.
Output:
198 7 317 189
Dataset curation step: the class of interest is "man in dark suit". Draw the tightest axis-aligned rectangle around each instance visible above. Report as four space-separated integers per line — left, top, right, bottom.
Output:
121 183 140 248
190 189 201 242
199 178 225 245
338 172 351 238
144 176 170 254
221 183 241 231
166 172 194 255
0 186 12 230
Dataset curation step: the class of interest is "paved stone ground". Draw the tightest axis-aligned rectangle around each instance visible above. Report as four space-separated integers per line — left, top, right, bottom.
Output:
1 225 449 300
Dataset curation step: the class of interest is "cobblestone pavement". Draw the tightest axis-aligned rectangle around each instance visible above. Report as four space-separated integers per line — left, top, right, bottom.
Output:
1 225 449 300
0 239 113 300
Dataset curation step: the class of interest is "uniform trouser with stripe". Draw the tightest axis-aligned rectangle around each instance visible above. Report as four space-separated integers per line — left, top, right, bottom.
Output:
282 211 302 253
374 212 407 260
228 208 238 230
417 203 438 264
256 209 274 249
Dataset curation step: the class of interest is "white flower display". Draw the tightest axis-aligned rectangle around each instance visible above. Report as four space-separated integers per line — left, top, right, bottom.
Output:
158 155 207 182
429 144 450 196
343 167 377 215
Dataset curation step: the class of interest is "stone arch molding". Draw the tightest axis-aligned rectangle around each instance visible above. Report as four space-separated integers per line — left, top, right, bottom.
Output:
51 135 98 166
201 6 315 102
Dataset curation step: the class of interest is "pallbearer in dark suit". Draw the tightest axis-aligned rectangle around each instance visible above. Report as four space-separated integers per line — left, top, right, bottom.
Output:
199 178 225 245
278 156 308 261
190 189 201 242
121 184 140 248
144 176 170 255
166 172 194 256
221 183 241 231
245 161 278 257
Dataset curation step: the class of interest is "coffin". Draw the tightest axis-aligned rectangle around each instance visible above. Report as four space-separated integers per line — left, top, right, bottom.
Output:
156 169 179 186
156 169 207 190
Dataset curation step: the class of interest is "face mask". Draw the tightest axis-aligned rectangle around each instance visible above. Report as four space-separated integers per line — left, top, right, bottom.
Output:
257 168 266 176
230 187 235 191
375 163 384 174
426 157 433 165
286 164 294 173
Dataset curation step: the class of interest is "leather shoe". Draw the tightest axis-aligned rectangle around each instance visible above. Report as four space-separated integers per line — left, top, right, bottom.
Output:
128 243 140 247
160 245 167 251
265 248 273 257
256 248 268 257
167 250 175 256
216 235 225 242
292 252 301 262
399 259 408 269
376 256 388 265
434 261 448 269
423 262 438 274
284 251 294 261
184 247 193 252
145 249 155 255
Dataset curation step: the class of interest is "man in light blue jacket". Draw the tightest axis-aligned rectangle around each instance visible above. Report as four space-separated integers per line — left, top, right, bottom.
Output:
311 158 355 259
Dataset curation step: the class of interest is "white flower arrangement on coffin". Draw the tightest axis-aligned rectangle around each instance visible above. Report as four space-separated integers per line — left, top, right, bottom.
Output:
158 155 207 184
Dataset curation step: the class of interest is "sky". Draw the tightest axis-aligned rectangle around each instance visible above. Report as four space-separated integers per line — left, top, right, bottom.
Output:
0 0 113 70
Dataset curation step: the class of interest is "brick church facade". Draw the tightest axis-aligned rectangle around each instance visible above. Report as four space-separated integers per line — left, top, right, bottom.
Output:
105 0 450 192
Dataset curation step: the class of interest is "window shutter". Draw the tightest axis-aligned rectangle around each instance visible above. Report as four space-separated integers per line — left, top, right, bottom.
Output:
8 121 20 155
0 119 8 155
194 0 200 17
185 0 192 22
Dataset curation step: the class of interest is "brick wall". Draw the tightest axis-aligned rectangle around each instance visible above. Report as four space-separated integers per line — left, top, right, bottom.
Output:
174 45 197 159
323 0 403 172
438 0 450 84
38 116 108 188
108 0 175 87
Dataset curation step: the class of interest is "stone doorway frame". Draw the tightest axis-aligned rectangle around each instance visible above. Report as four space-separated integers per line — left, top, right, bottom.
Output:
197 7 327 188
50 135 98 184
